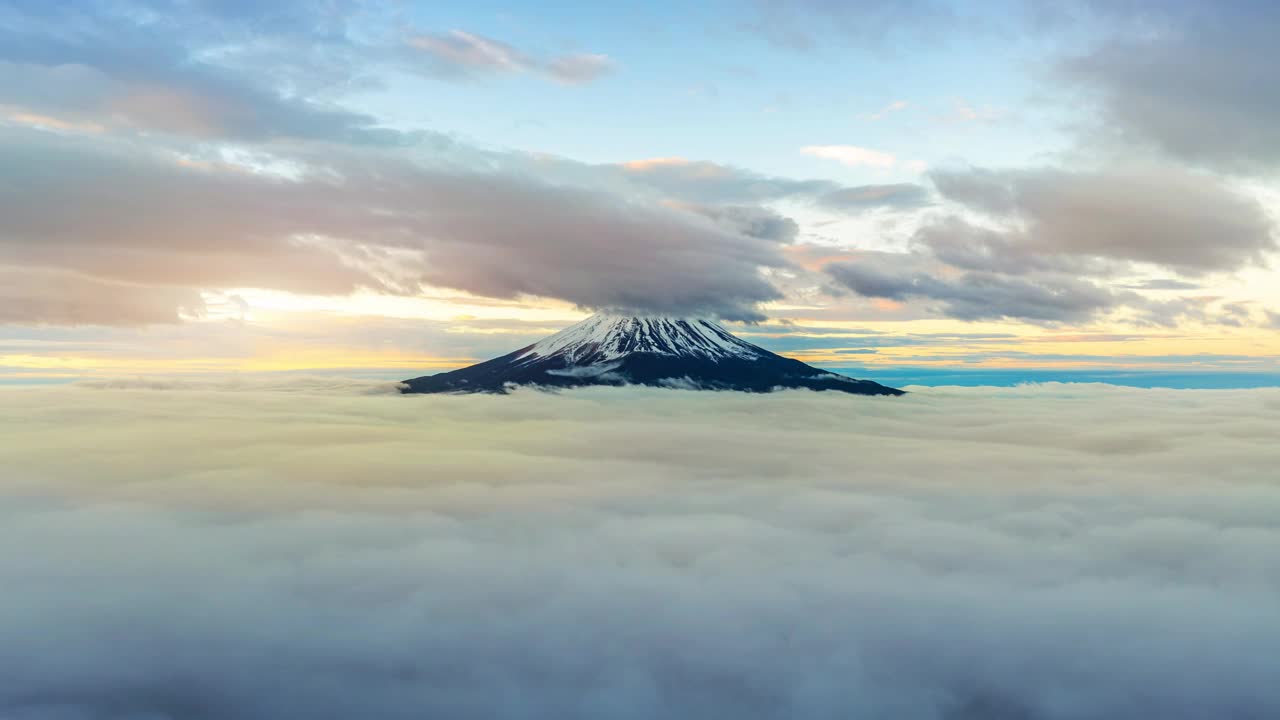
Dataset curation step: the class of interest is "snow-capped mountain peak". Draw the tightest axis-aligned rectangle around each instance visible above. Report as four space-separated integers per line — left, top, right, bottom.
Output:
401 313 903 396
515 315 762 365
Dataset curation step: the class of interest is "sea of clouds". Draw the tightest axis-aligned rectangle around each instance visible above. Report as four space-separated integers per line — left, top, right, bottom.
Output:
2 380 1278 719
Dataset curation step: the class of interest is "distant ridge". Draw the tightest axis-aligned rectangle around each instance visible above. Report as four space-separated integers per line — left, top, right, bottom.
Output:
401 314 903 396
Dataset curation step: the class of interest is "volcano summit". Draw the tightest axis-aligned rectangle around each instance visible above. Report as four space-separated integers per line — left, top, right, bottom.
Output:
401 315 902 396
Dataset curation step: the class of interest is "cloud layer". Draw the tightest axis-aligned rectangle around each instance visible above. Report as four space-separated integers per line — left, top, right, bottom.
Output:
0 0 399 144
0 123 950 325
929 165 1275 274
823 163 1276 326
1060 1 1280 172
2 0 1277 340
3 382 1280 719
0 128 790 322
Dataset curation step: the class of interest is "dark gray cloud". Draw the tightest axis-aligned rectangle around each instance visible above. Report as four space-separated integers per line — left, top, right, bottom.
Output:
1137 296 1277 330
0 128 786 323
827 258 1124 323
681 204 800 243
929 167 1016 215
825 260 921 302
779 160 1279 326
823 242 1262 328
399 174 784 322
614 158 834 205
1219 302 1254 328
408 30 614 85
1058 1 1280 171
3 383 1280 719
1125 279 1203 291
912 217 1101 277
930 165 1276 274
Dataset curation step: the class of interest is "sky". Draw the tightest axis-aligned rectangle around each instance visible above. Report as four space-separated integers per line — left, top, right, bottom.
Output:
2 0 1279 385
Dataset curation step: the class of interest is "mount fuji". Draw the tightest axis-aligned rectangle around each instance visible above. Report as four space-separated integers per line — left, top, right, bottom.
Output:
401 315 903 396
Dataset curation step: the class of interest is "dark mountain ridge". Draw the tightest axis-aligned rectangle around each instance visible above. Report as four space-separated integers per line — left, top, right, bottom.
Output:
401 315 903 396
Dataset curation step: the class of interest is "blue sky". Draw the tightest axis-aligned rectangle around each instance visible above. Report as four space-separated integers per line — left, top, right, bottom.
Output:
375 0 1066 173
0 0 1278 386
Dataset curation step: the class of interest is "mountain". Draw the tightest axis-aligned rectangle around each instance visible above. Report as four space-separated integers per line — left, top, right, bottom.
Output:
401 315 903 396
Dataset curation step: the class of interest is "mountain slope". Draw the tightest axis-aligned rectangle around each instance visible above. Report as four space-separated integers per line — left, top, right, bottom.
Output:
401 315 903 396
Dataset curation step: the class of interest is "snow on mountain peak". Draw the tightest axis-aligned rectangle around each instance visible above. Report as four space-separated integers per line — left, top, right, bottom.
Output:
400 312 904 395
516 314 764 365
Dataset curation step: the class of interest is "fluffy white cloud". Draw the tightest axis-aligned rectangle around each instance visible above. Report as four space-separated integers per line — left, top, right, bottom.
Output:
2 382 1279 719
801 145 899 168
857 100 908 121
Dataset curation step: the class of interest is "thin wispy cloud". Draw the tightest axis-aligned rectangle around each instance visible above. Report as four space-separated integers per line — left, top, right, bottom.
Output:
939 98 1002 124
801 144 899 168
409 30 615 85
816 183 931 210
857 99 908 120
408 30 530 73
544 53 614 85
